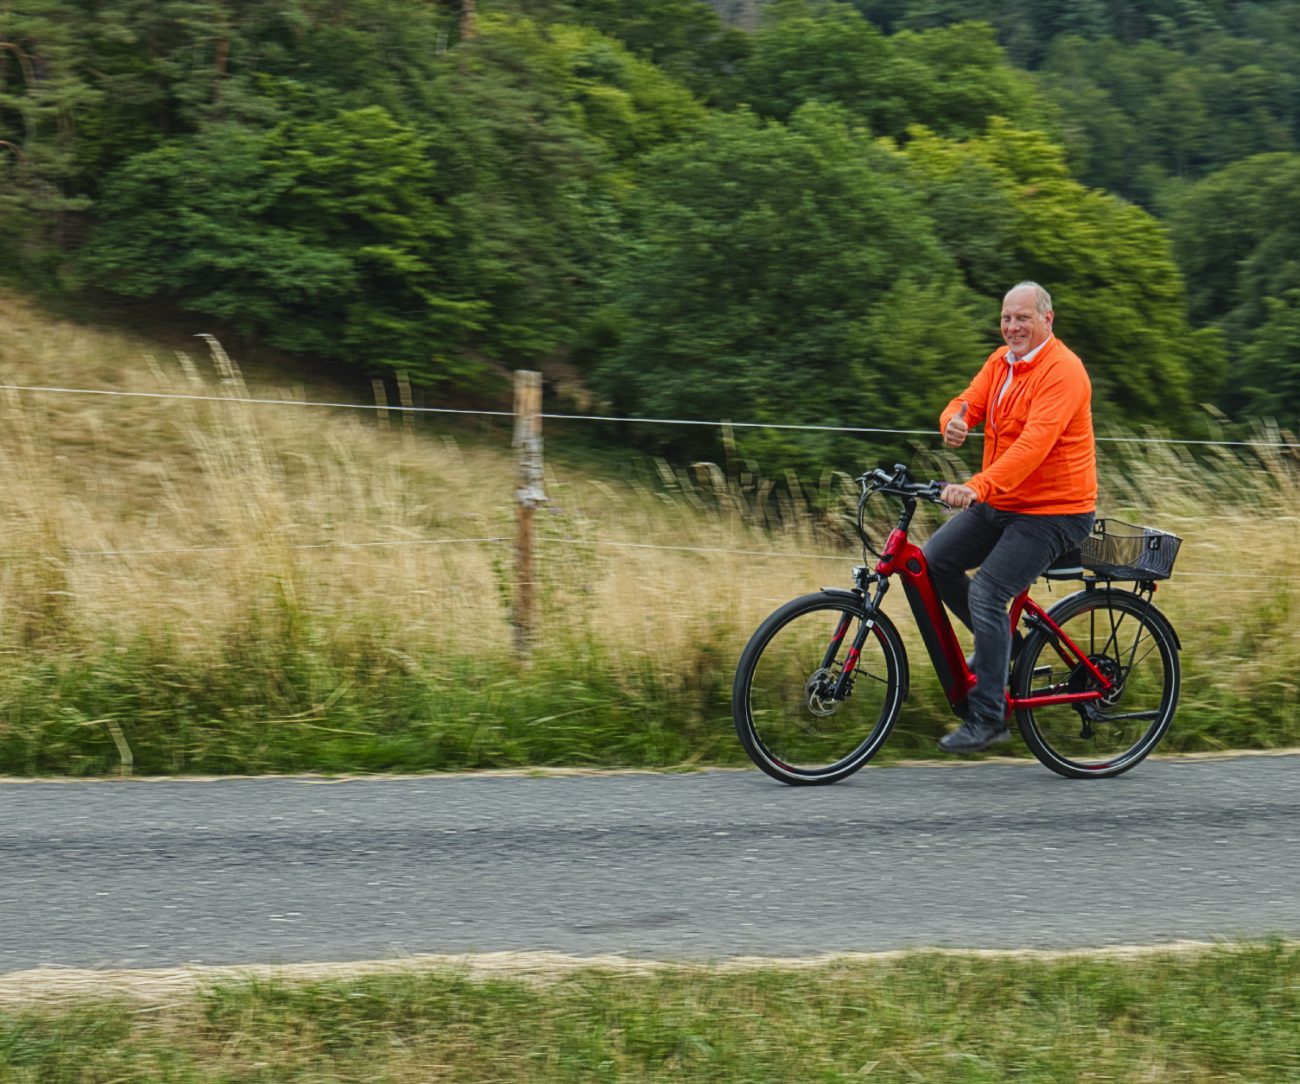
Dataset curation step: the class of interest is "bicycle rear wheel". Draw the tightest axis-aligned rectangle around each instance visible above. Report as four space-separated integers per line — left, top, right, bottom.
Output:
733 591 907 785
1013 588 1180 779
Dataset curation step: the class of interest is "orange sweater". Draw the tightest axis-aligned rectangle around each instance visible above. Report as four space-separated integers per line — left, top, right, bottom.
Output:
939 337 1097 514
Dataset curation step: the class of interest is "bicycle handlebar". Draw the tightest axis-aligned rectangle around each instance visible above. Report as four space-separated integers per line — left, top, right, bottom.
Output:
852 464 951 557
856 463 949 505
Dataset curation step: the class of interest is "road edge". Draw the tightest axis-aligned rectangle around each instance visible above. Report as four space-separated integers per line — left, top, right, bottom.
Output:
2 746 1299 785
4 941 1296 1007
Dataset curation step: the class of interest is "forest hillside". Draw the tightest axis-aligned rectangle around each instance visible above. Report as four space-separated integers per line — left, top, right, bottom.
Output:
5 0 1299 471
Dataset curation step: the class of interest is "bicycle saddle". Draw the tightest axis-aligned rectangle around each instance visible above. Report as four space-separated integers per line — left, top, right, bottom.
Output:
1043 547 1083 579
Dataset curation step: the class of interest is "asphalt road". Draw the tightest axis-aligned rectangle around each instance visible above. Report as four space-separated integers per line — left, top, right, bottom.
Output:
3 754 1298 973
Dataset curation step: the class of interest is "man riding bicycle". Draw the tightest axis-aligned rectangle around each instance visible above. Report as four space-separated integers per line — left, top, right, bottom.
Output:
925 281 1097 754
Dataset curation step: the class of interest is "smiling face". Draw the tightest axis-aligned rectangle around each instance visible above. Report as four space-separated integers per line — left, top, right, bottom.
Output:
1001 286 1053 357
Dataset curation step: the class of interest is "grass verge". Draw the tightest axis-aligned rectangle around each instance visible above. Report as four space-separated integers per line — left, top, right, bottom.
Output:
2 943 1298 1081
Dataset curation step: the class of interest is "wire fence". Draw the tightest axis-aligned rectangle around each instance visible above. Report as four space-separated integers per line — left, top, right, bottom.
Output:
1 375 1295 594
3 381 1299 449
21 533 1276 582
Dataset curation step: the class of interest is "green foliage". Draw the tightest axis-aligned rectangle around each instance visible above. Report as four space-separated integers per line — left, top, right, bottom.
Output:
594 103 987 467
78 121 346 320
857 0 1300 61
420 15 700 368
271 106 487 377
77 111 494 386
1167 152 1300 327
1039 26 1300 203
73 12 702 385
0 626 733 777
0 0 97 274
3 0 1296 432
885 20 1048 138
1168 152 1300 425
739 4 1045 140
532 0 751 102
839 2 1300 204
899 120 1222 423
1240 292 1300 427
736 2 896 123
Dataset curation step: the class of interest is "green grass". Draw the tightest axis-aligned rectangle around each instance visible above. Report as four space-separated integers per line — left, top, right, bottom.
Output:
3 944 1298 1081
1 587 1296 777
0 632 740 776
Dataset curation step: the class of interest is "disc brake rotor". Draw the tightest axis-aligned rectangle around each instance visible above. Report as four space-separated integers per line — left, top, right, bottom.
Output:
804 667 841 717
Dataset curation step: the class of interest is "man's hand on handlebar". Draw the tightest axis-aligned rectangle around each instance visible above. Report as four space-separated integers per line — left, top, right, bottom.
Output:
940 483 977 509
859 467 975 509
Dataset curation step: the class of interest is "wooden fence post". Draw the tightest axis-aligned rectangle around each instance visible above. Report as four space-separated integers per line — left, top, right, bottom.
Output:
513 370 545 654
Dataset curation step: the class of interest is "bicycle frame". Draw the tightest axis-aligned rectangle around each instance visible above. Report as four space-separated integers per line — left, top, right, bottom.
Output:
852 489 1116 717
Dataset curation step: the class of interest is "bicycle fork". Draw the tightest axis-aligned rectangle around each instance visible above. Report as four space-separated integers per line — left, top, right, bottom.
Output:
822 571 891 702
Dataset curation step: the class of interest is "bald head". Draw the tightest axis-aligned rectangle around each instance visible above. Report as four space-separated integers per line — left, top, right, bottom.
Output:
1004 281 1053 315
1001 282 1054 356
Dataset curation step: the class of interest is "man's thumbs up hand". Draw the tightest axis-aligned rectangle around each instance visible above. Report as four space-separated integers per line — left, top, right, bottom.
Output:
944 401 970 448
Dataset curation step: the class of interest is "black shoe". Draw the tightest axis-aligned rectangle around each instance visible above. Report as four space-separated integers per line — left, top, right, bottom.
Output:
938 717 1011 754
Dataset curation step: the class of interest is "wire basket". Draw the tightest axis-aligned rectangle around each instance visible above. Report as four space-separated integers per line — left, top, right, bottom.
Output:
1080 518 1182 580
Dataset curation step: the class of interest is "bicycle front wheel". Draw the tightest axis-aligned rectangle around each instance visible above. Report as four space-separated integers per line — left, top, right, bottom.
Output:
733 591 907 785
1013 588 1180 779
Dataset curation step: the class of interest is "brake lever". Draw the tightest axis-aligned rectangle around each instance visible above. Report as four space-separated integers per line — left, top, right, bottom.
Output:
925 480 954 510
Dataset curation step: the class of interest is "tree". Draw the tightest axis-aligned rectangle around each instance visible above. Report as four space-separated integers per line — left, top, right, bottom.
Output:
3 0 457 273
899 120 1222 424
885 21 1046 139
0 0 97 273
543 0 750 103
1167 152 1300 424
738 4 1046 141
1040 27 1300 203
594 104 987 467
421 15 703 370
736 2 895 124
78 13 702 387
78 121 373 352
1239 292 1300 427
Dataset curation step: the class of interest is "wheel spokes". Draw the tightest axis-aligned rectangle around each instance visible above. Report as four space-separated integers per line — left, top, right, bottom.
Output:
745 605 897 773
1021 600 1175 769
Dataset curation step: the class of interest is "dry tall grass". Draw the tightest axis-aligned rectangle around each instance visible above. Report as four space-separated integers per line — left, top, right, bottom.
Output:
0 294 827 664
1 291 1297 772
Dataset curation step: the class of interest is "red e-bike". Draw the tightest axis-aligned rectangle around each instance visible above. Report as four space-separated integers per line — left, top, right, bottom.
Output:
732 464 1182 783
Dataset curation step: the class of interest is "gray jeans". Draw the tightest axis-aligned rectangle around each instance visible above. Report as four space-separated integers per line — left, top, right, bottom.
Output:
922 504 1095 724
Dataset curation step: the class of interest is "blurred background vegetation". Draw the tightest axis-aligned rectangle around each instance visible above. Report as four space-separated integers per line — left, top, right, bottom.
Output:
4 0 1299 470
4 1 1300 775
2 291 1297 775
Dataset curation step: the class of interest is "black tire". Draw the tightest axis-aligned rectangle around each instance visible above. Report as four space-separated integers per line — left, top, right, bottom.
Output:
733 591 907 785
1012 588 1180 779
